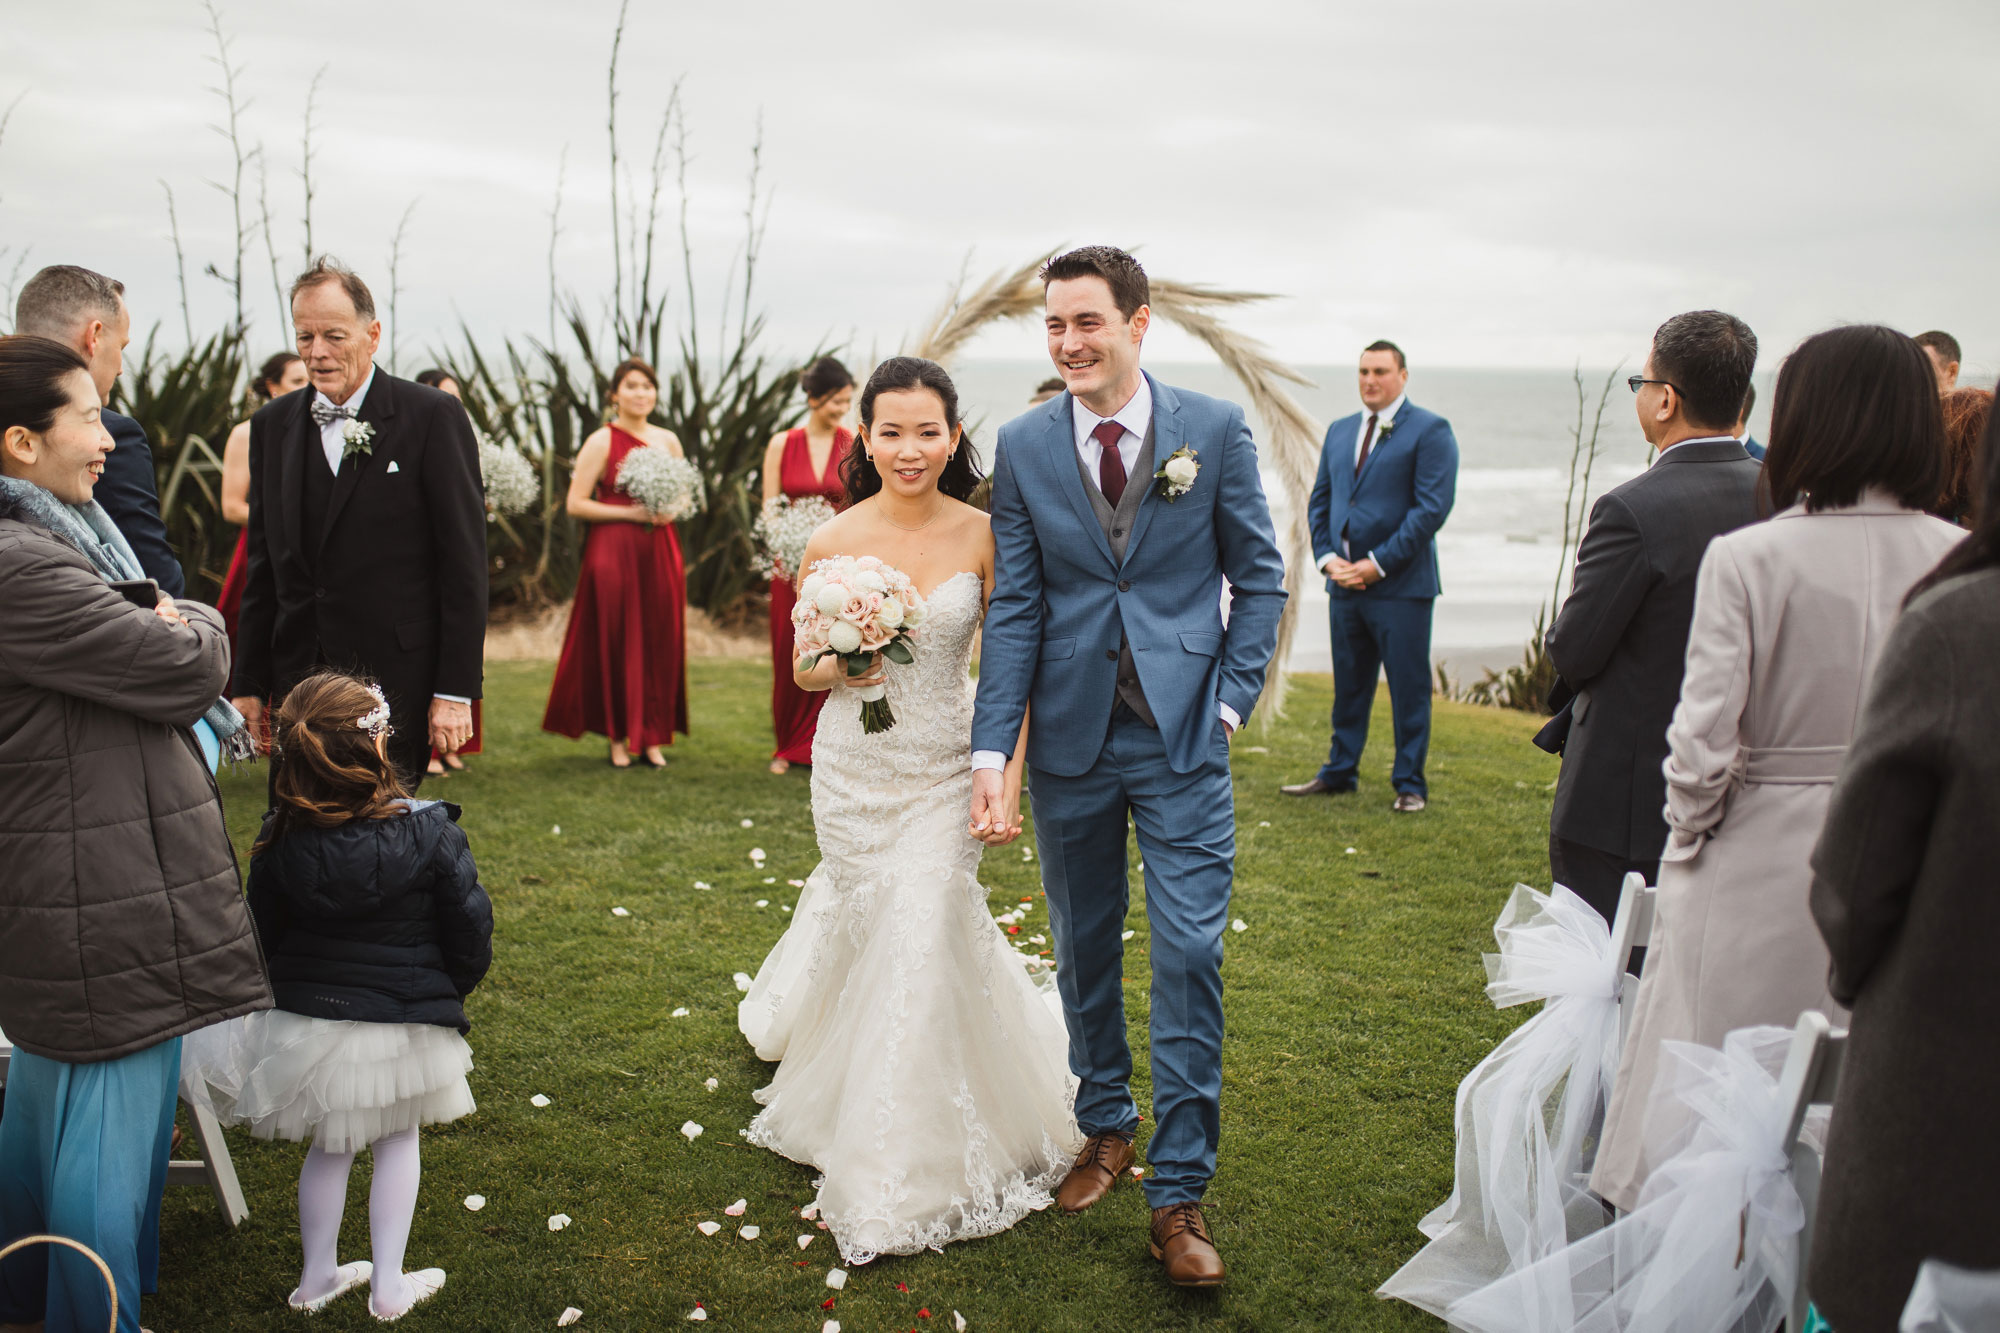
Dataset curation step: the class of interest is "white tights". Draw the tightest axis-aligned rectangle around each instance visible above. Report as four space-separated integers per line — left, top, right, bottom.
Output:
296 1127 423 1315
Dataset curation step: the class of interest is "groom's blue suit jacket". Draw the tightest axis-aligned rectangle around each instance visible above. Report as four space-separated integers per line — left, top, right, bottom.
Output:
1307 403 1458 600
972 374 1287 777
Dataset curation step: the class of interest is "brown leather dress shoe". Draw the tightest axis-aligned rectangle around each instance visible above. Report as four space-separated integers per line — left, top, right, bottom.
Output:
1150 1202 1225 1287
1279 776 1356 796
1056 1133 1135 1214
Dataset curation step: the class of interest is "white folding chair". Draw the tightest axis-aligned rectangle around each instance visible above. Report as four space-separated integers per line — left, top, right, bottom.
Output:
1774 1009 1846 1332
0 1024 248 1229
1606 872 1657 1052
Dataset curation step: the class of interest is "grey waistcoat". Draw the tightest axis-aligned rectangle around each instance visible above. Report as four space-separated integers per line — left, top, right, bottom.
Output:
1070 421 1158 727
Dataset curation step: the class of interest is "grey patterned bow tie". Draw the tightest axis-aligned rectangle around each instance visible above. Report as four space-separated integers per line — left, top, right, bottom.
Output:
310 398 356 428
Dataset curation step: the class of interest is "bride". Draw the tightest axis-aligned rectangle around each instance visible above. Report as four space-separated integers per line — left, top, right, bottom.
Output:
737 356 1081 1265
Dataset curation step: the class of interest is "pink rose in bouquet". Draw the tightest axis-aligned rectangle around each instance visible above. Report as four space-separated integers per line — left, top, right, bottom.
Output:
792 555 929 733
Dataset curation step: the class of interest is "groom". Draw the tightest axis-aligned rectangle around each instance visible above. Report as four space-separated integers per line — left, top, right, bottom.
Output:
970 246 1286 1288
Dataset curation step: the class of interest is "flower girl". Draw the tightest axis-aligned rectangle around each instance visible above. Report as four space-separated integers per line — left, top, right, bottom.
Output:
183 671 493 1321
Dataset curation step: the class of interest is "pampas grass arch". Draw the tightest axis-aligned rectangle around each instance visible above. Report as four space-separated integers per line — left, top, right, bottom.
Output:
910 254 1324 725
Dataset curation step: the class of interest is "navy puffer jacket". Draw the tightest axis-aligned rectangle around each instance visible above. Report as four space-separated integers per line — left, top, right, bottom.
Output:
248 799 492 1033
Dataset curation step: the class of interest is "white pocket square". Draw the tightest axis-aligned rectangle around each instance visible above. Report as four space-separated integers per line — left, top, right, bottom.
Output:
386 461 400 473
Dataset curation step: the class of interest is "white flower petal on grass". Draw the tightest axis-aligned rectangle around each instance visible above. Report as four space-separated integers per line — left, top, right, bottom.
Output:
552 825 562 835
800 1203 820 1221
738 1225 760 1240
782 905 792 913
763 876 776 885
797 1234 815 1249
680 1121 703 1141
687 1309 708 1322
733 972 753 992
823 1321 841 1333
1121 930 1135 941
824 1268 848 1290
749 847 767 861
1258 820 1272 828
755 900 769 909
704 1078 719 1092
547 1213 573 1232
530 1094 552 1108
611 907 630 918
671 1007 689 1018
1231 919 1248 933
463 1194 486 1211
558 1307 583 1326
788 879 806 888
1345 847 1357 855
694 880 712 890
740 818 754 828
955 1314 967 1332
724 1199 748 1217
696 1220 721 1236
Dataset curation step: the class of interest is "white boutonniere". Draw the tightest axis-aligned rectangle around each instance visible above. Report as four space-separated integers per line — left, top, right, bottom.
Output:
1153 445 1199 501
341 420 377 462
1375 416 1397 440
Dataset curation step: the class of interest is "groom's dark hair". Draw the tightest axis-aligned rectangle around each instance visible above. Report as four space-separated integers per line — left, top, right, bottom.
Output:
1040 247 1148 321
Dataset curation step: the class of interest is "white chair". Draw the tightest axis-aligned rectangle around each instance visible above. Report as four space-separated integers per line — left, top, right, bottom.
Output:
1774 1009 1846 1332
1605 872 1657 1051
0 1025 249 1228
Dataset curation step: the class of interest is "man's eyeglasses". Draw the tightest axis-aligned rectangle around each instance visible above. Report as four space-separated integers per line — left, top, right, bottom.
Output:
1627 376 1679 395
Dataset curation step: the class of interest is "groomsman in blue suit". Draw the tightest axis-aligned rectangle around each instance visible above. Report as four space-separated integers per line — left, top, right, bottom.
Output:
1284 342 1458 811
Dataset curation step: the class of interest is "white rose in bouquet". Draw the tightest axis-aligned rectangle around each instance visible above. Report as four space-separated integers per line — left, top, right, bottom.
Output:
1164 455 1199 486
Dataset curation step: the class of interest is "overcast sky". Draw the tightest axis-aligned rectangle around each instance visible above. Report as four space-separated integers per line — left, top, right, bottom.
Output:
5 0 1996 377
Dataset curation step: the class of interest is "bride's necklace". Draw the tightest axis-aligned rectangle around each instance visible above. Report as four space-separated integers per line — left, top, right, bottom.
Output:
880 499 946 532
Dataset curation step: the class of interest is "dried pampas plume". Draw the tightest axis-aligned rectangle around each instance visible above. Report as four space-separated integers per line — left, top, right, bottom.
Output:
911 254 1322 724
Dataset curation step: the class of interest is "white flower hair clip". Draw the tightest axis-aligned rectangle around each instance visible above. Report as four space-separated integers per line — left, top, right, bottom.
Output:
356 685 393 739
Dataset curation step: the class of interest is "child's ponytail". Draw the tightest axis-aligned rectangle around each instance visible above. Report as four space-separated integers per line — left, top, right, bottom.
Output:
258 671 412 851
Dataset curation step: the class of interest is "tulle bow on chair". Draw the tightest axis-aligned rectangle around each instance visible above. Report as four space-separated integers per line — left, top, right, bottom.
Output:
1378 883 1624 1320
1448 1025 1807 1333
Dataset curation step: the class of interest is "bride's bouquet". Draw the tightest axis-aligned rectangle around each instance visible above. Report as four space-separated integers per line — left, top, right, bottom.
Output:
754 495 837 582
616 445 705 520
793 555 928 734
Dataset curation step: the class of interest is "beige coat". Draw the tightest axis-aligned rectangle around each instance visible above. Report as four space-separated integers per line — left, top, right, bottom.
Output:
1590 493 1962 1210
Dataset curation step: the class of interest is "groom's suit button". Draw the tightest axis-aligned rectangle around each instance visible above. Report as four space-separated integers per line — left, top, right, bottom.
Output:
1105 649 1118 660
1118 580 1131 592
1113 527 1125 538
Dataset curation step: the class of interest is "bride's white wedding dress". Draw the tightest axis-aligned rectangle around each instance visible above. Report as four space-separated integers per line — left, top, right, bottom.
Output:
738 569 1081 1265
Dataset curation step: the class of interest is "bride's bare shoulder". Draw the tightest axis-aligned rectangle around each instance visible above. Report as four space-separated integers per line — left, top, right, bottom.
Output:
800 503 870 568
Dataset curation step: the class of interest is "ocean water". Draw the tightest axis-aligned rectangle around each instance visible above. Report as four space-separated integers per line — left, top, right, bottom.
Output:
949 360 1767 676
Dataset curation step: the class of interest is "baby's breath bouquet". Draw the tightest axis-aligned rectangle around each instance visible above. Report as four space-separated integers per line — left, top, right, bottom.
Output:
616 445 705 520
754 495 837 582
478 440 540 518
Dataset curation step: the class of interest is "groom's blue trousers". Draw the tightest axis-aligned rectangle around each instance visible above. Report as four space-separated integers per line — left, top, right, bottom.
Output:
1030 705 1235 1208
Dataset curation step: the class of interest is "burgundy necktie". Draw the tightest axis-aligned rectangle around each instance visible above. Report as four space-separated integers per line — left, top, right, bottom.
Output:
1355 413 1379 477
1093 420 1128 505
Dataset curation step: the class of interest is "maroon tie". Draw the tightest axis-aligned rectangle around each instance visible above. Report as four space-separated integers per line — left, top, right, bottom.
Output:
1355 413 1379 477
1093 420 1128 505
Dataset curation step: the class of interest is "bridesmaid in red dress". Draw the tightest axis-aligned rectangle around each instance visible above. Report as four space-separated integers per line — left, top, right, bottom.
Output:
218 351 308 705
760 356 854 774
542 357 691 768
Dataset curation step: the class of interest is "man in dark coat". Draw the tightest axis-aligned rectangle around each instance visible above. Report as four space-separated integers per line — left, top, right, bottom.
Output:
1542 310 1763 922
13 264 185 595
233 258 486 787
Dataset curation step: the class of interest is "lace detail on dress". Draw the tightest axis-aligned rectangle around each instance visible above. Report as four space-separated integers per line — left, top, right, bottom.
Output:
736 570 1081 1264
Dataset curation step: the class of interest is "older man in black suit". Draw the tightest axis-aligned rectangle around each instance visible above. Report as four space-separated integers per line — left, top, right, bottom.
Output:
232 258 486 787
1542 310 1763 922
13 265 185 596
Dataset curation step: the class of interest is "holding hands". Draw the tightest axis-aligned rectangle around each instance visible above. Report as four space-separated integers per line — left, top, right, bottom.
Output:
968 766 1025 848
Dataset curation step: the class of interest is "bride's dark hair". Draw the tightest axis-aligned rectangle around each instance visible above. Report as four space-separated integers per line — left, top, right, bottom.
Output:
841 356 985 505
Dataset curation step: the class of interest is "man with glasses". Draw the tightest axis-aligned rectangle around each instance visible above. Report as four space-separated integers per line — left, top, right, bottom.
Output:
1538 311 1762 924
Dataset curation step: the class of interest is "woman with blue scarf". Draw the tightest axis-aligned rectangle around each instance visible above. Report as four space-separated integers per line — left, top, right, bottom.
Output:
0 335 271 1333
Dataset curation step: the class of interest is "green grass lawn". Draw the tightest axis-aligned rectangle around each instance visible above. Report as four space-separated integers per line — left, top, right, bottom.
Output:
151 658 1559 1332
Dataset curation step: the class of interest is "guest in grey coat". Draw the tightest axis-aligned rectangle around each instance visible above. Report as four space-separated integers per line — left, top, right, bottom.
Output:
1591 325 1963 1211
1807 390 2000 1332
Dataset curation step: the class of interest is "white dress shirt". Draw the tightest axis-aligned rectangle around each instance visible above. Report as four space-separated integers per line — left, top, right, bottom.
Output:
312 366 469 709
1319 392 1405 579
313 367 375 474
971 377 1236 777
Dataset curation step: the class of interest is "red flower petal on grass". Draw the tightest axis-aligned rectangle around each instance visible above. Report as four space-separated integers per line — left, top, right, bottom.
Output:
822 1297 837 1309
895 1283 909 1293
919 1311 932 1319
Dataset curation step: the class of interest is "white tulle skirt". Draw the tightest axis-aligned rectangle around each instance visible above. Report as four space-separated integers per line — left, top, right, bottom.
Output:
181 1010 475 1155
